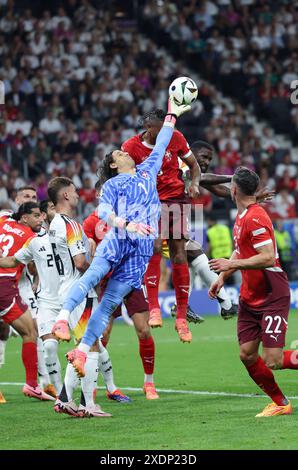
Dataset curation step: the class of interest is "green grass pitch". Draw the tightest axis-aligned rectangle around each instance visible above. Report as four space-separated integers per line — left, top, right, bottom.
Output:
1 312 298 450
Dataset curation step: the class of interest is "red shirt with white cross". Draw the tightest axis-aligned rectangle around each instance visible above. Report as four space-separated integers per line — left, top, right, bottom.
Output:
233 203 284 308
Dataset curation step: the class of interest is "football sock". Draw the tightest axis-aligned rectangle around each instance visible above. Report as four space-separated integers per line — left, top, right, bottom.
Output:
37 337 50 388
245 356 288 406
172 263 189 320
0 340 7 366
97 342 117 393
139 337 155 377
43 338 62 394
61 257 111 315
22 342 38 388
59 363 80 402
191 254 232 310
144 253 161 311
79 278 132 348
282 350 298 369
80 352 99 407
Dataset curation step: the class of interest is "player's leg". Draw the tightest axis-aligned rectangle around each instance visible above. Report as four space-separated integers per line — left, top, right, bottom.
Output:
52 256 112 340
41 333 62 397
168 238 192 343
67 278 132 377
145 238 163 327
186 240 237 320
238 302 291 417
10 310 53 400
33 318 51 392
0 321 9 403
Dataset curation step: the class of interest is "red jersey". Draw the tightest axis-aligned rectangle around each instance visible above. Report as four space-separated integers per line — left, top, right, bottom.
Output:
83 210 109 245
121 130 192 201
233 204 285 308
0 218 35 280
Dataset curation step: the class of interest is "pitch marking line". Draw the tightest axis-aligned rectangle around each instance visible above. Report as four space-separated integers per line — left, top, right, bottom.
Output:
1 382 298 400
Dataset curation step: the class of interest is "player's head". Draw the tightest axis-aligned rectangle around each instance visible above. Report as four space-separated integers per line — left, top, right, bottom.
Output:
99 150 135 184
48 177 79 209
190 141 214 173
13 202 42 232
15 186 37 207
40 199 56 224
231 167 260 202
141 109 165 142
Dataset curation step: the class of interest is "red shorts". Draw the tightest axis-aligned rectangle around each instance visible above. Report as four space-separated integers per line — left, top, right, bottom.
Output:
237 295 290 348
0 277 28 324
113 288 148 319
159 196 191 240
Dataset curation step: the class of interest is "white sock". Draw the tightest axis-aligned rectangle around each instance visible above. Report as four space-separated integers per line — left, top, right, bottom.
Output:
0 340 7 366
43 338 62 394
60 363 80 402
78 342 91 354
191 253 232 310
98 342 117 393
37 337 50 387
144 374 154 383
56 309 70 323
81 352 99 407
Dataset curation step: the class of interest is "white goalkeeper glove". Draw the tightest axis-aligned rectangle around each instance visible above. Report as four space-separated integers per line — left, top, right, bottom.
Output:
164 96 191 127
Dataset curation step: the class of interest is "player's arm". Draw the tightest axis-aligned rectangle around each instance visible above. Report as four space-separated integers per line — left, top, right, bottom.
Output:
138 97 191 179
0 256 21 268
201 183 231 198
209 243 275 273
66 221 89 273
73 253 89 273
208 251 238 299
180 153 200 198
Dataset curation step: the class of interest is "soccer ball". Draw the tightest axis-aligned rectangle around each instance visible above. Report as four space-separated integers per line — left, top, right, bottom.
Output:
169 76 198 106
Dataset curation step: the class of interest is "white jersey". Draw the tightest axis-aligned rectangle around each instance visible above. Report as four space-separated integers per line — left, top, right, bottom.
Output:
15 228 61 310
49 213 95 303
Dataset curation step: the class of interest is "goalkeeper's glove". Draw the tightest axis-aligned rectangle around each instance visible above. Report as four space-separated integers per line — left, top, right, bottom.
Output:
164 96 191 128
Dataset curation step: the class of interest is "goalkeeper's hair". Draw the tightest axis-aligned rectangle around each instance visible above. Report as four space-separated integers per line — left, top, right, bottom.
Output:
232 166 260 195
139 109 165 126
97 151 118 185
12 202 40 221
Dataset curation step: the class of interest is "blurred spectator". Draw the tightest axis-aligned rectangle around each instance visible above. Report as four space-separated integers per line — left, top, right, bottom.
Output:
274 220 293 279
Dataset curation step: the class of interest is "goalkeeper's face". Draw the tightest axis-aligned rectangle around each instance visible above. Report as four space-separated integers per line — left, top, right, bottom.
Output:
111 150 136 173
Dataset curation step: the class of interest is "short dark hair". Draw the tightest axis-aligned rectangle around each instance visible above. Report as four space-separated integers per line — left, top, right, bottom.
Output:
97 152 118 185
39 199 50 213
191 140 214 152
139 109 165 126
232 167 260 196
17 186 36 194
48 177 73 205
12 202 40 221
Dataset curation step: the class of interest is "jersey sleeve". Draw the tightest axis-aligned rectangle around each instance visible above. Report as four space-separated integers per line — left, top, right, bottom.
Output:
83 215 96 240
14 237 35 264
98 180 118 222
65 220 86 257
177 132 192 159
247 214 273 250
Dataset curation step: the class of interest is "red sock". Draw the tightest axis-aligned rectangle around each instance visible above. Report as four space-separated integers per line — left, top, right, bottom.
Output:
139 336 155 375
172 263 189 320
282 350 298 369
101 338 108 348
22 342 38 388
144 253 161 311
245 356 286 406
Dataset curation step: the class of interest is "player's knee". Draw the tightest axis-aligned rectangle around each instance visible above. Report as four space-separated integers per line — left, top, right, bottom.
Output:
263 355 283 370
171 251 187 264
153 241 162 255
136 324 151 340
239 350 258 365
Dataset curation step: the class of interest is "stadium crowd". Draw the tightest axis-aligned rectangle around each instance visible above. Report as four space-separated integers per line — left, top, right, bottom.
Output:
0 1 297 245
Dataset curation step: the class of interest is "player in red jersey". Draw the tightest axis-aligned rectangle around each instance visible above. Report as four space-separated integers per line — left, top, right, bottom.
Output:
209 167 298 417
122 109 200 342
83 182 159 400
0 202 53 401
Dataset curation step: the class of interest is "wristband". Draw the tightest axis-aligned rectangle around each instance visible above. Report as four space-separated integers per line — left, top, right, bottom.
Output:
164 113 177 128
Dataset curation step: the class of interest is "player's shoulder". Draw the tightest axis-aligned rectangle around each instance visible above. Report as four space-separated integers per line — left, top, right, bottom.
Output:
247 204 272 226
83 210 98 225
172 129 187 143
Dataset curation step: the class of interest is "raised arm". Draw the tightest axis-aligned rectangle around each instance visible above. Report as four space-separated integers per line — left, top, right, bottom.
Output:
201 173 232 185
138 97 191 179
